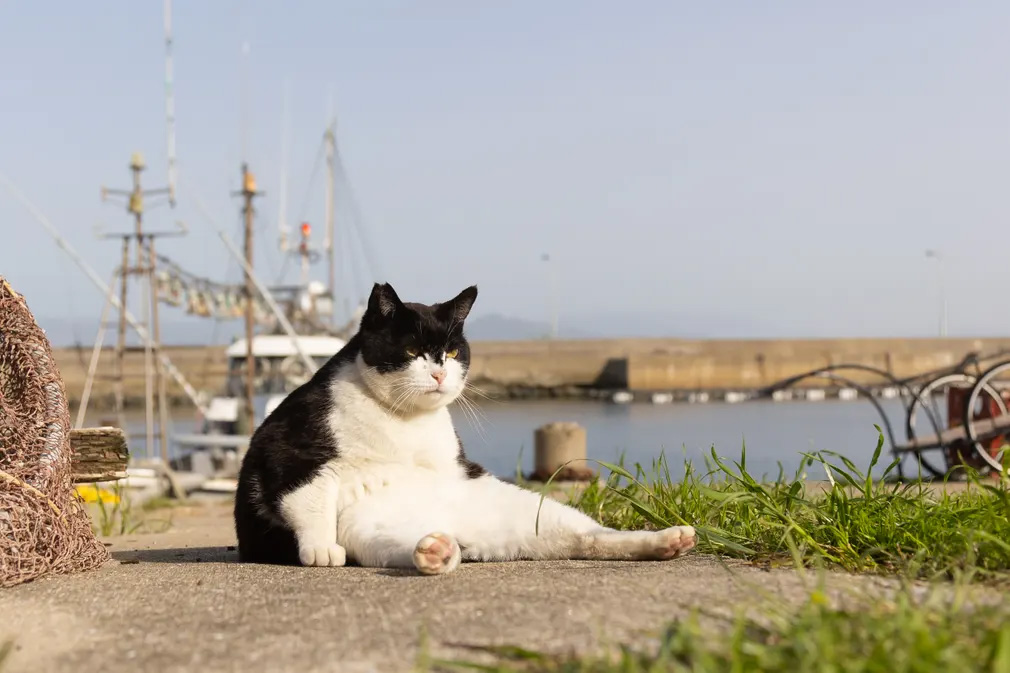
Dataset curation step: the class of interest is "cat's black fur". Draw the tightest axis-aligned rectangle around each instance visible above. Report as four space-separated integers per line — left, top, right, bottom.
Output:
234 283 486 565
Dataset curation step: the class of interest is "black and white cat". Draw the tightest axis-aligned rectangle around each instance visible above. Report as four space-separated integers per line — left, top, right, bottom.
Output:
234 283 695 574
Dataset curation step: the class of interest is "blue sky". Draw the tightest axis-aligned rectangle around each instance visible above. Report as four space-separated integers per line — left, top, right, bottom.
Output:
2 1 1009 343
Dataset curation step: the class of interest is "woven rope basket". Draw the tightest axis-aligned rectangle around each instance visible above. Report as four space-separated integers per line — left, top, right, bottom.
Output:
0 276 108 587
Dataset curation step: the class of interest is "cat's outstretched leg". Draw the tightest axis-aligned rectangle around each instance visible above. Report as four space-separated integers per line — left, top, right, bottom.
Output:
278 467 346 567
454 476 695 562
337 475 694 573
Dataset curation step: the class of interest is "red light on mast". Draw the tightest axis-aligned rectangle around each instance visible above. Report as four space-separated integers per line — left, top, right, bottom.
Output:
301 222 311 238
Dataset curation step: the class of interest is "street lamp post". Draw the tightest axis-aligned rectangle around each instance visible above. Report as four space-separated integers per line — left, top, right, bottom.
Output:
925 249 947 338
541 253 558 340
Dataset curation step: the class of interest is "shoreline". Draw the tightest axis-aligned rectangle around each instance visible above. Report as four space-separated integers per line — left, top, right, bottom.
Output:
67 382 899 412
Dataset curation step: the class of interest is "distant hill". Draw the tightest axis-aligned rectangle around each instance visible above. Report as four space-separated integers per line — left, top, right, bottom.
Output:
467 310 770 341
465 313 555 341
37 308 772 348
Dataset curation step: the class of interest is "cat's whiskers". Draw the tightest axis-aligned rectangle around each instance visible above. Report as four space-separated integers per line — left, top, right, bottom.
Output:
459 389 490 423
361 365 420 414
388 384 421 416
453 401 482 441
463 382 494 402
454 391 488 442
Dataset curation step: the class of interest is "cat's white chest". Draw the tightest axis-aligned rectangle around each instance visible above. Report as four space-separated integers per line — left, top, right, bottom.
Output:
327 375 462 479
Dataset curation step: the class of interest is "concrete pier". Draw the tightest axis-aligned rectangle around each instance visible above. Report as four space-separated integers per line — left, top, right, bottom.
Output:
52 336 1010 407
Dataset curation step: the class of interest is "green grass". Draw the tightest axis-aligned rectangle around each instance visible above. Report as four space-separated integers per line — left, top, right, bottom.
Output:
432 587 1010 673
433 432 1010 672
565 429 1010 580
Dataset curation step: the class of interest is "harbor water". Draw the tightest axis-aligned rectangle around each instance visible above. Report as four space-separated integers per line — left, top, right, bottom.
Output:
100 398 915 482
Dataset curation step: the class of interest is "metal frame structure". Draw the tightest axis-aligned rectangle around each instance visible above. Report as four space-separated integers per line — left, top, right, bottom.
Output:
759 349 1010 479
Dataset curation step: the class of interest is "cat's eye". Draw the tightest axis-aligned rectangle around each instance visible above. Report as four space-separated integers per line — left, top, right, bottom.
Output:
445 349 459 359
405 348 419 358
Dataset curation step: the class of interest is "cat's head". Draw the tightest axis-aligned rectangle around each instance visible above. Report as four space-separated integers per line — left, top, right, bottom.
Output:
356 282 478 413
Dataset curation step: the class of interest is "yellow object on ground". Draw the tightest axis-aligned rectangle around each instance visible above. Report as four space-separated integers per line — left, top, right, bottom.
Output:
75 485 121 505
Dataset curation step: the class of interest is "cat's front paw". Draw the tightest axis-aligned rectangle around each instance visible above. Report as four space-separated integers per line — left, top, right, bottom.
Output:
413 532 461 575
651 525 696 560
299 542 347 567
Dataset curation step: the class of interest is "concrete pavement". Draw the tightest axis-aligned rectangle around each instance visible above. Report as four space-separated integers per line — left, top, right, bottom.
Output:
0 501 904 673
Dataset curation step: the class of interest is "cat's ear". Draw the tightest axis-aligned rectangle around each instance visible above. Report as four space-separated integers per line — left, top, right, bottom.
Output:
365 282 403 322
438 285 478 324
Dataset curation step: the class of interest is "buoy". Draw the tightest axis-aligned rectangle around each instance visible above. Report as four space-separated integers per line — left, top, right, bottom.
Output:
650 392 674 405
611 391 634 404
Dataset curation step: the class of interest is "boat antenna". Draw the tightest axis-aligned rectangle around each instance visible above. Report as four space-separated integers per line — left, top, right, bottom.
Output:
278 79 290 252
324 89 337 323
240 40 251 164
164 0 177 206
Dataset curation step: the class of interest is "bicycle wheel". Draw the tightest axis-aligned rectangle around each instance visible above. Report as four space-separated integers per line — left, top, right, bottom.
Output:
962 361 1010 473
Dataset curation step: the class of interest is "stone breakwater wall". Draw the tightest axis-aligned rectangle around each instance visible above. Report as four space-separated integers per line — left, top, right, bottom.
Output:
468 337 1010 395
52 337 1010 408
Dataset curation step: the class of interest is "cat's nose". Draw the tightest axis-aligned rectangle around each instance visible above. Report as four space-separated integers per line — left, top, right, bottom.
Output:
431 369 446 384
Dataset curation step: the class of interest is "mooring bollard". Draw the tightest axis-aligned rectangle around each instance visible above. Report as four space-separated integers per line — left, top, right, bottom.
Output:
531 421 595 482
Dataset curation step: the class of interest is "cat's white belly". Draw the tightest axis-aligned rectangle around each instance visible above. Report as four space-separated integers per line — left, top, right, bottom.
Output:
337 469 464 521
333 461 452 511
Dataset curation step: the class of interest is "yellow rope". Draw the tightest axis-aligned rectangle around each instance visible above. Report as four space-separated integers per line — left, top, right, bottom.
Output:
0 468 63 518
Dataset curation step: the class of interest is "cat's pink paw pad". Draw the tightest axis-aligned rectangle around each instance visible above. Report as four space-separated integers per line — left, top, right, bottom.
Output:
413 532 461 575
653 525 696 560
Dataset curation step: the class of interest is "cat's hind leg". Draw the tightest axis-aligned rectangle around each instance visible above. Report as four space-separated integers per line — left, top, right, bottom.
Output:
454 476 695 562
337 485 462 575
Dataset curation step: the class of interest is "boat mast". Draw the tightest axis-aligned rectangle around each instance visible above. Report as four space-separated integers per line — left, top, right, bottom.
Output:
99 153 179 462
